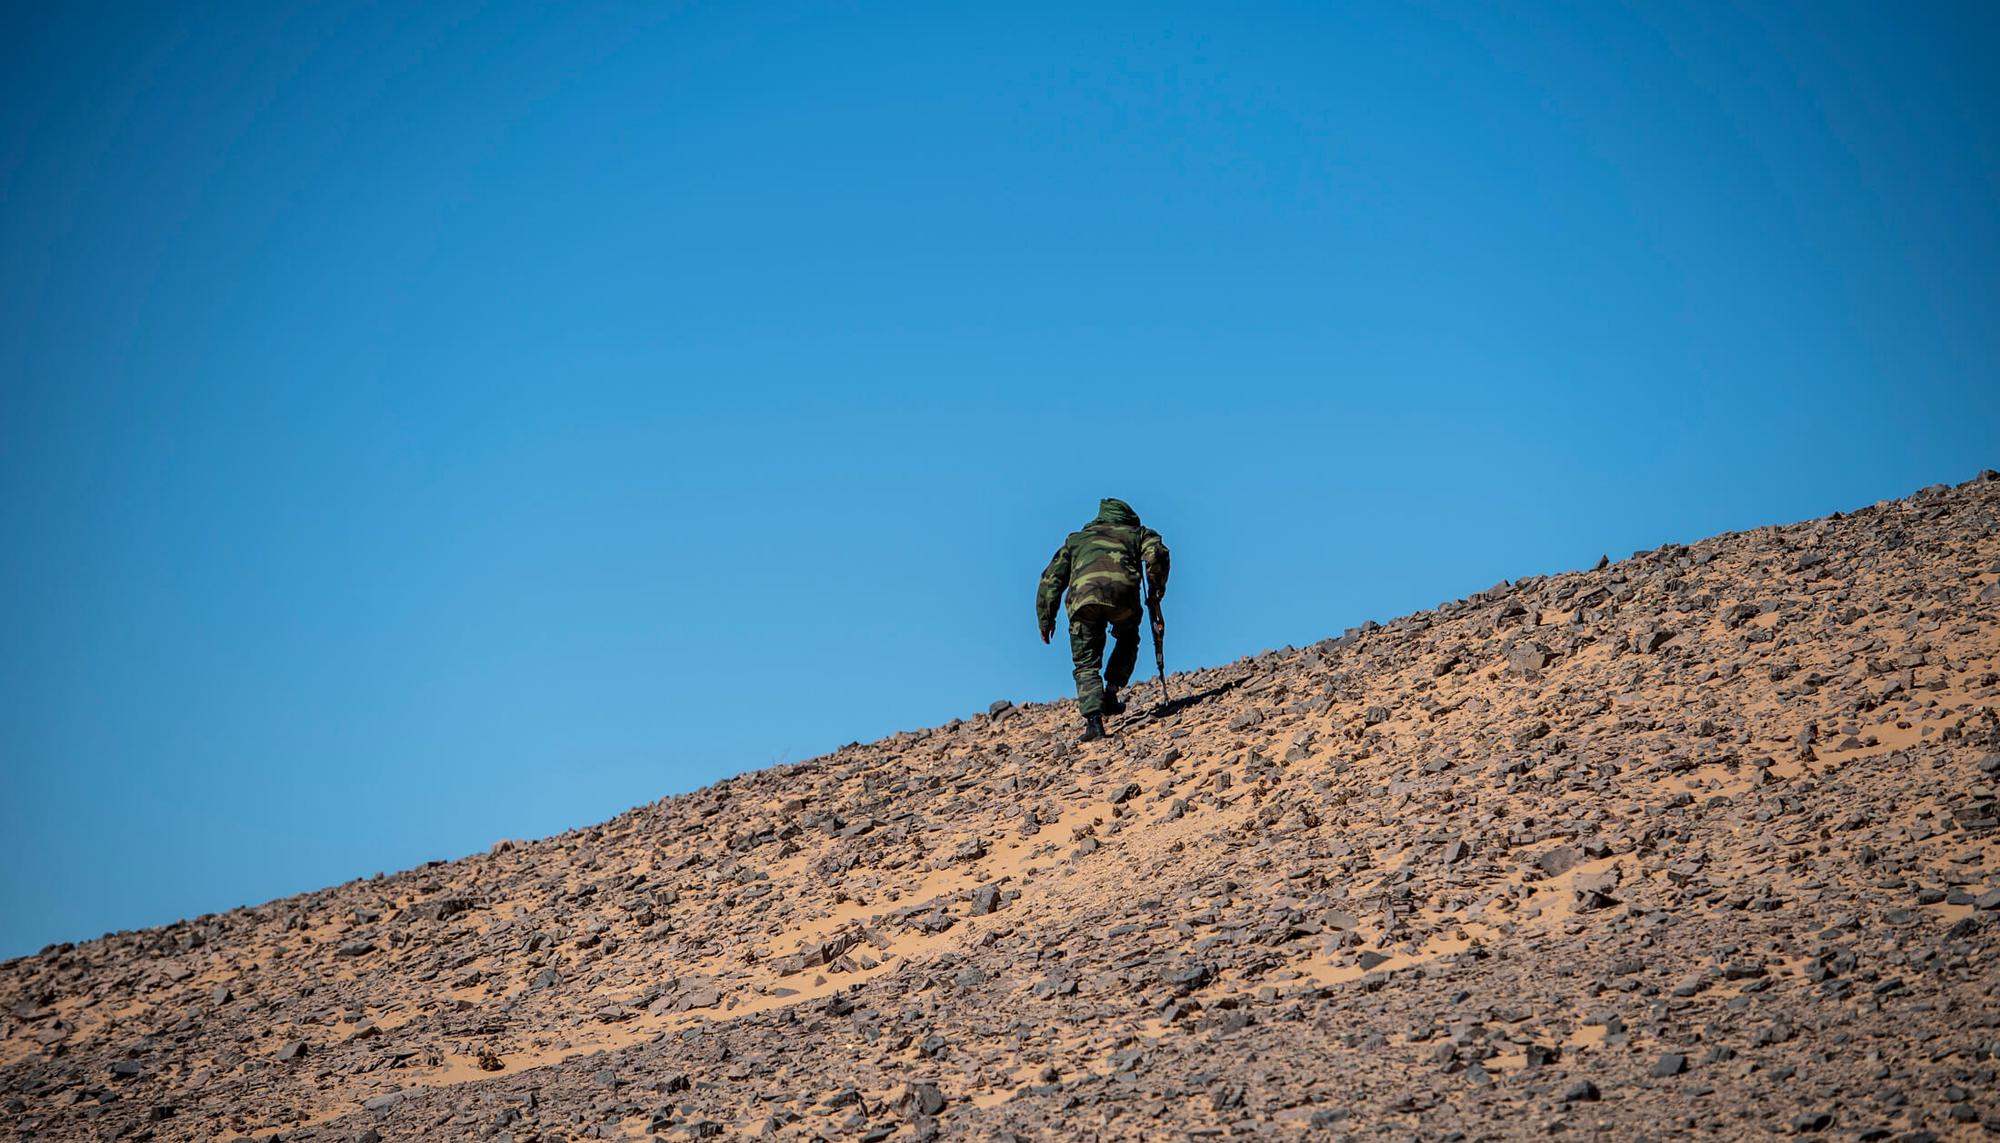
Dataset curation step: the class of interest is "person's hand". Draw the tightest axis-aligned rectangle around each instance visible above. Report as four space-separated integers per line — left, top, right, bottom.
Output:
1040 623 1054 644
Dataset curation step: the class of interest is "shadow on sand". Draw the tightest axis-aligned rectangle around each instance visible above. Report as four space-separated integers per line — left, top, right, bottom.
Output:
1116 675 1245 729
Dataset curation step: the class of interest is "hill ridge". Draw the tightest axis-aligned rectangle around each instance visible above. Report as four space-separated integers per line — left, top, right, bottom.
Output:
6 471 2000 1142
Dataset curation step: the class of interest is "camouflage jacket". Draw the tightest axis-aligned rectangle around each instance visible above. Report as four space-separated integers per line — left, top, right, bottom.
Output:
1037 499 1171 628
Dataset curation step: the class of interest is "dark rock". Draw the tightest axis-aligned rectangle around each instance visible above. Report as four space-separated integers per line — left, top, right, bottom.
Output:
399 897 477 923
902 1082 946 1117
1507 642 1550 675
970 884 1001 915
1160 961 1213 994
1536 846 1583 877
1510 720 1553 748
1030 974 1077 999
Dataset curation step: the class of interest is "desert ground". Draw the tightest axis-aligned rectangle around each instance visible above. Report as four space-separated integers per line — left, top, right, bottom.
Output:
6 472 1999 1141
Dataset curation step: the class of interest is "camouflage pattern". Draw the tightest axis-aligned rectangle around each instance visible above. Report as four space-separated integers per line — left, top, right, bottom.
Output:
1038 499 1171 716
1069 603 1141 717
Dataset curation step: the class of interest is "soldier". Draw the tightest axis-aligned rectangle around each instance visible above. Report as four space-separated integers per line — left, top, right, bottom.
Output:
1037 498 1171 741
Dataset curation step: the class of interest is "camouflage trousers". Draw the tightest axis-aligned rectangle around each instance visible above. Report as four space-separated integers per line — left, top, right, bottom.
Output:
1069 602 1141 717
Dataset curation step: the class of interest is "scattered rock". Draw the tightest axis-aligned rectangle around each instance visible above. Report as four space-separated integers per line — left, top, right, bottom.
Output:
902 1082 947 1117
1506 642 1550 675
1536 846 1583 877
7 473 1998 1143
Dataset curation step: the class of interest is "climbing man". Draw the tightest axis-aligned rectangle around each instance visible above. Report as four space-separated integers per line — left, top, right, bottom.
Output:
1036 498 1171 742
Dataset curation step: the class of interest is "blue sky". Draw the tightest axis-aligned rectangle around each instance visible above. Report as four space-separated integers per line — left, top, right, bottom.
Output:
2 2 1994 958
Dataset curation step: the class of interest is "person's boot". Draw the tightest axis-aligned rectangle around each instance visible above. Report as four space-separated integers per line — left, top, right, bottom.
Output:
1101 689 1126 716
1078 714 1107 743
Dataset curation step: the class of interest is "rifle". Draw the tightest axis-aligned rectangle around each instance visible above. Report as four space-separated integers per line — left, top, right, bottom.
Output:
1149 597 1169 708
1133 532 1169 712
1141 539 1168 709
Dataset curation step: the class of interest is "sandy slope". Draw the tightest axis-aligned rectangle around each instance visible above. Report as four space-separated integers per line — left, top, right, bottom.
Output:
5 472 2000 1142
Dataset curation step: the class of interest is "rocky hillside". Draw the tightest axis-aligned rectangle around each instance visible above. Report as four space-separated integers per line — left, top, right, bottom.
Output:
6 473 2000 1143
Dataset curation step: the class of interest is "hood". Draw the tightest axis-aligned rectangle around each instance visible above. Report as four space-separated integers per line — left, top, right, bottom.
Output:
1093 498 1141 527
